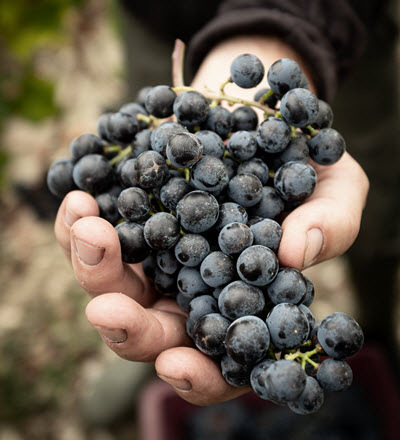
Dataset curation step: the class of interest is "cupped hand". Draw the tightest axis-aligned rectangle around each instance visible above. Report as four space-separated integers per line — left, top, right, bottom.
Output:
54 149 368 406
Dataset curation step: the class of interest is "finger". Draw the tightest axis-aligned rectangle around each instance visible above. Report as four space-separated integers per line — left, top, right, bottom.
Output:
70 216 155 306
54 190 99 258
85 293 192 362
278 152 369 270
155 347 250 405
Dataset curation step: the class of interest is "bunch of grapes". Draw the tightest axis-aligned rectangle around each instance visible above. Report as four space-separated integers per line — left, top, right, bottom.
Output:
47 47 363 415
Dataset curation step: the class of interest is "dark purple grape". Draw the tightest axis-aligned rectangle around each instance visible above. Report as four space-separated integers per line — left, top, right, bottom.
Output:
228 173 263 207
231 106 258 131
215 202 248 231
173 91 209 126
302 275 315 307
225 316 270 365
195 130 225 158
274 161 317 202
308 128 346 166
117 187 150 222
237 158 269 185
312 99 334 129
131 129 152 157
142 254 157 280
316 358 353 391
174 234 210 267
256 117 291 153
267 58 304 96
222 157 237 179
135 150 169 188
193 313 230 357
298 304 316 331
145 85 176 118
266 303 309 350
267 268 307 305
176 191 219 233
159 177 191 212
264 359 306 402
143 212 180 250
200 251 236 288
236 245 279 286
106 112 139 145
156 249 180 274
288 376 324 415
177 266 210 299
119 102 149 130
249 218 282 253
270 135 309 169
203 106 232 138
254 88 278 108
250 359 276 400
248 186 285 220
97 112 113 142
150 121 187 155
230 54 264 89
190 156 229 192
166 132 203 168
47 158 77 198
218 281 265 321
135 86 153 106
118 158 139 188
227 131 257 161
280 88 319 127
189 295 218 322
70 133 105 160
72 154 114 193
115 221 150 263
176 292 192 312
95 191 120 225
221 354 252 387
154 268 177 296
317 312 364 359
218 222 254 255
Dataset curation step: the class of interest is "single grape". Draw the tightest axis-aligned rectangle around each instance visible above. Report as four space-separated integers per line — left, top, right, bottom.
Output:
70 133 105 160
267 58 304 96
176 292 192 312
298 304 316 331
200 251 236 288
237 158 269 185
218 222 254 255
267 268 307 305
230 54 264 88
222 157 237 179
131 129 152 157
256 117 291 153
249 218 282 253
118 158 139 188
302 275 315 307
288 376 324 415
166 132 203 168
266 303 309 350
270 134 309 169
156 249 180 274
72 154 114 193
280 88 319 127
190 156 229 192
203 106 232 138
317 312 364 359
195 130 225 158
154 268 177 296
142 254 157 280
193 313 230 357
227 131 257 161
106 112 139 145
176 190 219 233
159 177 191 212
143 212 180 250
312 99 334 129
231 106 258 131
248 186 285 220
115 221 150 264
308 128 346 166
95 191 120 225
225 315 270 366
173 91 209 126
119 102 149 130
228 173 263 207
144 85 176 118
177 266 210 299
316 358 353 391
236 245 279 286
215 202 248 231
135 86 153 106
135 150 169 188
47 158 77 198
174 234 210 267
117 187 151 222
150 121 187 155
218 280 265 321
274 161 317 202
221 354 252 387
97 112 113 142
189 295 218 323
250 359 276 400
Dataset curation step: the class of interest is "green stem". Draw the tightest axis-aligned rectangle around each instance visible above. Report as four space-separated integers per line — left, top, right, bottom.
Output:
290 126 297 138
109 146 132 166
180 227 186 236
306 125 319 137
104 145 122 154
220 76 232 94
259 88 275 104
184 168 190 181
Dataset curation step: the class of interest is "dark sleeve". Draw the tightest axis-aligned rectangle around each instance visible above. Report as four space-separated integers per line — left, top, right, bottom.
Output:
186 0 367 101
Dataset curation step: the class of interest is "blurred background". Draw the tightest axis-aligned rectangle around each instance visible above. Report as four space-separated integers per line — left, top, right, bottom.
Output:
0 0 399 439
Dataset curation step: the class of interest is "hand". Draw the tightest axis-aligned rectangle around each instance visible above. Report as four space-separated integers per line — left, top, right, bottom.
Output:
54 35 368 406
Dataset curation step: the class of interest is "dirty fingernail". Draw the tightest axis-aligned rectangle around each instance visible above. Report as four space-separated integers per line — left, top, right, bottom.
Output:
157 375 192 392
73 235 105 266
94 326 127 343
303 228 324 269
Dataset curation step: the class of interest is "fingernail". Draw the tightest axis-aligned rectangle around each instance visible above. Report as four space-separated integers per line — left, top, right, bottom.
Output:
65 208 79 227
94 326 127 343
303 228 324 269
73 235 105 266
157 374 192 392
